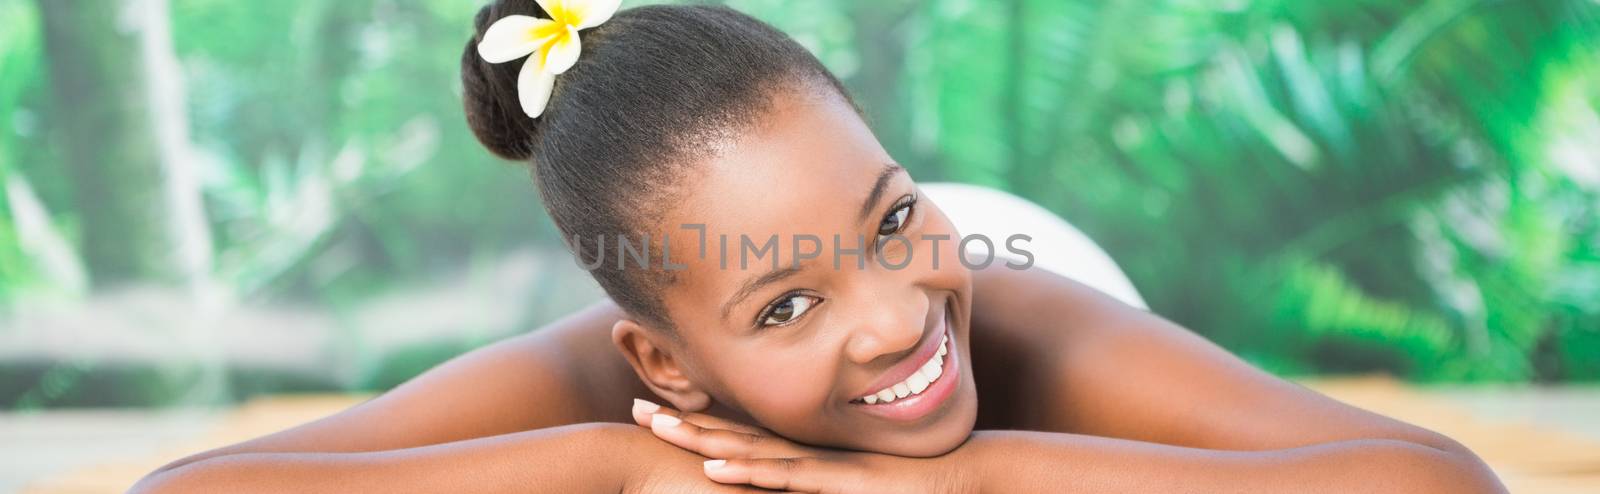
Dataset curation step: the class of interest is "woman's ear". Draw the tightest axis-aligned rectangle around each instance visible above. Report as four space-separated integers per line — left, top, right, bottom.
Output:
611 318 712 412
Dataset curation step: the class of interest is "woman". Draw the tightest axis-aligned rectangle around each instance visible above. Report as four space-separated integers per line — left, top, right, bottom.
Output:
133 1 1504 492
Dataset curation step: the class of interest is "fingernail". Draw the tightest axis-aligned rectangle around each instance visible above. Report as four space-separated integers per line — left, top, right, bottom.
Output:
652 413 681 428
704 459 726 471
633 399 659 415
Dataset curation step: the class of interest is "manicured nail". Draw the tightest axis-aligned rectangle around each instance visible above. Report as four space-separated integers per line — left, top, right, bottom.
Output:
652 413 681 428
704 459 727 471
633 399 659 415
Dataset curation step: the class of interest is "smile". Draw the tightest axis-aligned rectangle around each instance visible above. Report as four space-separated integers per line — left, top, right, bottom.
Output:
848 301 961 422
858 332 948 404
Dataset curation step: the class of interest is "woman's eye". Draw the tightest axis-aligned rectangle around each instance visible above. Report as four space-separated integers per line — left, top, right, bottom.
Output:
877 199 914 237
760 294 819 327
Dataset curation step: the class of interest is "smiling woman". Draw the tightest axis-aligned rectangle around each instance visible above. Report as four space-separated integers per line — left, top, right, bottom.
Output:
603 85 981 458
129 1 1507 493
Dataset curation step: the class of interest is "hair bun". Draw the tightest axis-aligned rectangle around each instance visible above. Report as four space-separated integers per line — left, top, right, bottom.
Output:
461 0 549 161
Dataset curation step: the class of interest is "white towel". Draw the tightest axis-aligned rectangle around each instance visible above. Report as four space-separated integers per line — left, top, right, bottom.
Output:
920 183 1148 310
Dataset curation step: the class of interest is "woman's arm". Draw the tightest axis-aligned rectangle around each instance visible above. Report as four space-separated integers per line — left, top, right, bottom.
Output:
132 423 632 493
677 429 1498 493
134 422 771 494
962 430 1499 493
133 301 658 491
626 399 1501 493
680 430 1497 493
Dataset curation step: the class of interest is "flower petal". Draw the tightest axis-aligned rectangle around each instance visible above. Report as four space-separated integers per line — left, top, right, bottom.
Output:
517 58 558 118
478 15 560 63
536 0 572 25
571 0 621 29
539 26 582 75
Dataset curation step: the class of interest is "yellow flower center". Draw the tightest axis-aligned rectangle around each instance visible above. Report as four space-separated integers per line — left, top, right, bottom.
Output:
525 19 575 71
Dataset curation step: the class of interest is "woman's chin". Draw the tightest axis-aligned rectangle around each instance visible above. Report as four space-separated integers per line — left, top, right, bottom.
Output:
840 383 980 458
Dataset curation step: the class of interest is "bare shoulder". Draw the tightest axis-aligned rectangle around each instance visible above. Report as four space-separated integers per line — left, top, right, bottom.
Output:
372 299 651 428
967 263 1466 454
967 261 1147 374
153 300 645 471
968 261 1139 346
966 263 1137 428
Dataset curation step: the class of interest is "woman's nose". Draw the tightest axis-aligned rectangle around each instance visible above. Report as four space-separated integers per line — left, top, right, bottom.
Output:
842 294 928 365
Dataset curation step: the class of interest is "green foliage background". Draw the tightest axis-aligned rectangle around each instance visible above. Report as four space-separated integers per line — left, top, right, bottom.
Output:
1 0 1598 408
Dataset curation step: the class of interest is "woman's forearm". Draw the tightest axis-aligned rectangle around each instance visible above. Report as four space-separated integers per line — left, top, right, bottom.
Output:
967 430 1504 494
130 422 635 494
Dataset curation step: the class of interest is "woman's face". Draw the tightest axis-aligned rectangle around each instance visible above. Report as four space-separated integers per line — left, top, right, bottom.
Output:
649 85 977 457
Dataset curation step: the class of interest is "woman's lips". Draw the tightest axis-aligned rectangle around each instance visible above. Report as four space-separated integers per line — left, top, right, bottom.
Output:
851 298 949 398
849 303 960 422
852 330 957 421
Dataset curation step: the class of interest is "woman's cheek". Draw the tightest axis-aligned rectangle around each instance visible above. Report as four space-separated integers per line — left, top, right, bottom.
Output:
725 355 836 433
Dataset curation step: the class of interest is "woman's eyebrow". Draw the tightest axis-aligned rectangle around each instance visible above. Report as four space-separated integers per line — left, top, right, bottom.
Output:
721 265 804 321
856 162 905 223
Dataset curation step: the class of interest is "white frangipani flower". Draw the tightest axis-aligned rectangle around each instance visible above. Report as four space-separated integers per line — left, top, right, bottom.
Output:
476 0 621 118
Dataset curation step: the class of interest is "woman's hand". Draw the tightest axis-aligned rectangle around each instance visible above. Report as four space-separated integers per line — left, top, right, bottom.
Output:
608 422 772 494
631 400 977 494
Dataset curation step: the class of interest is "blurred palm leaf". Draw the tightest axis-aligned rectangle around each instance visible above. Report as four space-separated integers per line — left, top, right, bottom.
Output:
886 0 1600 380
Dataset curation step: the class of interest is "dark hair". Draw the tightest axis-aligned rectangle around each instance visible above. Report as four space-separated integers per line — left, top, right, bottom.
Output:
461 2 851 330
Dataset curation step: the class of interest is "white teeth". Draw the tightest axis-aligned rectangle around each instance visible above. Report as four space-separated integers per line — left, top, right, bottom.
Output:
858 332 953 404
906 371 930 394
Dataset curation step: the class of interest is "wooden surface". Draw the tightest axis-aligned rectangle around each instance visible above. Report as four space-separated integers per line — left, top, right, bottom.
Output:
23 377 1600 493
1301 378 1600 493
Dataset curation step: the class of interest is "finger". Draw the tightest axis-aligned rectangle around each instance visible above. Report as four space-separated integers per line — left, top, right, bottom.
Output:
703 457 858 493
651 413 811 459
676 410 771 436
630 399 660 427
632 399 770 436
